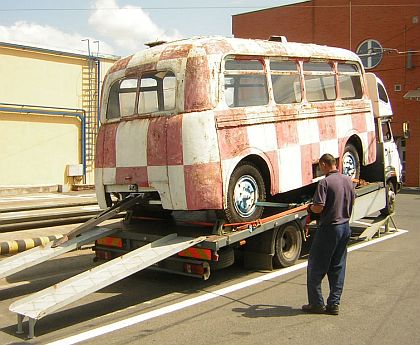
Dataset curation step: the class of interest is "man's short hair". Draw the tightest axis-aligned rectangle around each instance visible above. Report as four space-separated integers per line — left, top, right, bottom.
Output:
319 153 336 167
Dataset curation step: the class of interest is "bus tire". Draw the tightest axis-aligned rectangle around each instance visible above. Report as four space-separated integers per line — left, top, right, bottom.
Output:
224 162 266 223
342 143 360 179
380 180 396 215
273 222 302 268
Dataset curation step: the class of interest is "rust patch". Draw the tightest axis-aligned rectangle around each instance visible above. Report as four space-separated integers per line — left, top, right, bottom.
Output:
217 125 249 160
203 39 233 55
102 123 118 168
147 117 168 166
300 143 320 184
126 62 157 77
109 55 132 74
160 44 192 60
95 126 105 168
116 167 149 187
184 56 211 112
276 120 299 148
167 115 184 165
184 163 223 210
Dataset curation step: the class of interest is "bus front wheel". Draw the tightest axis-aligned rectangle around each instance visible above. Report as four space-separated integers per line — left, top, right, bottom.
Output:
342 143 360 180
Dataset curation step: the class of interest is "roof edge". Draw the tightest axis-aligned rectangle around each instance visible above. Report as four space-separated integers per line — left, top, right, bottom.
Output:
232 0 312 17
0 40 120 61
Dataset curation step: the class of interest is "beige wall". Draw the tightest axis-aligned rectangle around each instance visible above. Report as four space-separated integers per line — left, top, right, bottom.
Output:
0 44 117 190
0 113 80 186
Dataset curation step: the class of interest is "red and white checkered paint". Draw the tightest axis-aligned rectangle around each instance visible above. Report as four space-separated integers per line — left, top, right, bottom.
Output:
95 37 377 211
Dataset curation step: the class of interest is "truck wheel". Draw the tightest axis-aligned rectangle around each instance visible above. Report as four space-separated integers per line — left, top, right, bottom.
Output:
273 222 302 268
224 162 266 223
342 143 360 179
209 247 235 270
380 180 396 216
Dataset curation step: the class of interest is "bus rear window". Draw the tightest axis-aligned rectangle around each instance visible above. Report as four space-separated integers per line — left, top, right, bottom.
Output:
139 71 176 114
107 78 137 119
105 71 176 120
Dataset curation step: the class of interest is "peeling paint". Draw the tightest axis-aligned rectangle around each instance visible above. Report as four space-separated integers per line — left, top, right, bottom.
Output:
96 36 376 212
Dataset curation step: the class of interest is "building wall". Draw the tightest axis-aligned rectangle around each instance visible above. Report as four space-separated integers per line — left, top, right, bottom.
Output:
0 113 79 186
233 0 420 186
0 44 117 191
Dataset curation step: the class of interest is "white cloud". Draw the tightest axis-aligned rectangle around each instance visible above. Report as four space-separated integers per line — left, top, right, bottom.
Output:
0 21 115 55
89 0 183 52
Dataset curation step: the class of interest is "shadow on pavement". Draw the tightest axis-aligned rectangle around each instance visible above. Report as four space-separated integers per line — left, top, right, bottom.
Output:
232 304 302 318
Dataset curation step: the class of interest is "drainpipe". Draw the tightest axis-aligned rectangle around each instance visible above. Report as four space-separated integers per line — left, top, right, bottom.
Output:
97 58 102 129
0 103 87 179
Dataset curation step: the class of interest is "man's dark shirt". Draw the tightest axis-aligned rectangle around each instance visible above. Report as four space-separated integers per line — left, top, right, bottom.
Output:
313 170 355 226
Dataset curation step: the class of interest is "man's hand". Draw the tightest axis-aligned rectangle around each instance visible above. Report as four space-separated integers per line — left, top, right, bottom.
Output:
308 203 324 214
307 203 322 221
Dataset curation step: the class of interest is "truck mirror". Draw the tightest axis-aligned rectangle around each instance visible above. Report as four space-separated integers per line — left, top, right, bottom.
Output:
403 121 410 139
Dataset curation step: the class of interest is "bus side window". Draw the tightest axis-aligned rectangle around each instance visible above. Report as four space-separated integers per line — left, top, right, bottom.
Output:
303 62 336 102
270 60 302 104
337 63 363 100
224 58 268 108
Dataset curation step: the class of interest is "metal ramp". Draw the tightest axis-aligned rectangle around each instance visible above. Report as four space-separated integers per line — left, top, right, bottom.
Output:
357 213 398 241
0 194 144 280
0 226 117 280
53 193 143 246
10 234 205 339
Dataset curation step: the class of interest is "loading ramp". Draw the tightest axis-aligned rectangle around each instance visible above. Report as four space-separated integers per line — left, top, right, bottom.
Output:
10 233 205 339
0 193 143 280
0 226 117 280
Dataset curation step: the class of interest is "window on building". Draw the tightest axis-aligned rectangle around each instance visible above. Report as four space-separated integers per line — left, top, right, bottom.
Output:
303 62 336 102
270 60 302 104
224 57 268 107
356 39 383 69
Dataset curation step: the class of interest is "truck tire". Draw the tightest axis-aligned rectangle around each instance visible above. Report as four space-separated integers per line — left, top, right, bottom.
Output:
380 180 396 216
273 222 302 268
342 143 360 179
209 247 235 270
223 162 266 223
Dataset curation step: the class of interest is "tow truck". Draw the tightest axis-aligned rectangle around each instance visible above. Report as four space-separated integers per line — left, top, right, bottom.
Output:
0 79 403 339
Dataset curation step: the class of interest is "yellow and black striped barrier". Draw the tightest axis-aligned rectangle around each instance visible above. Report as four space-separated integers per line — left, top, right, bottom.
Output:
0 235 63 255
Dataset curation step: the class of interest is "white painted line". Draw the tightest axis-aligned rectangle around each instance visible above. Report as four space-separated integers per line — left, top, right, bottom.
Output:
46 229 408 345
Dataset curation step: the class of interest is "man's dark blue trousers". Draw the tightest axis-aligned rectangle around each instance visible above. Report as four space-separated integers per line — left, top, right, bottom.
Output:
307 222 351 306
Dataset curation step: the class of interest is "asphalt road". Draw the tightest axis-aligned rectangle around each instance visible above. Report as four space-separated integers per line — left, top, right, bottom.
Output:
0 189 419 345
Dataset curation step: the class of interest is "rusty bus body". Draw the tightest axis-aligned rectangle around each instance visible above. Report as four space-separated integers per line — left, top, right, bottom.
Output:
95 36 376 223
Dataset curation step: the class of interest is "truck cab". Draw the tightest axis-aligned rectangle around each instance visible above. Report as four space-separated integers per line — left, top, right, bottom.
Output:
365 73 402 213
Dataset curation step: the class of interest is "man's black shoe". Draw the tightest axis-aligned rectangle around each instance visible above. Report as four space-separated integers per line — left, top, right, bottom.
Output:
301 304 326 314
326 304 339 315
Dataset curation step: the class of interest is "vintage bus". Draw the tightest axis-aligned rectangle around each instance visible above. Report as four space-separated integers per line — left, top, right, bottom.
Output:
95 36 377 223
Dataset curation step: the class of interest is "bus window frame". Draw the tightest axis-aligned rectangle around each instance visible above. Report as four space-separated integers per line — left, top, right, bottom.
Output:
105 70 177 121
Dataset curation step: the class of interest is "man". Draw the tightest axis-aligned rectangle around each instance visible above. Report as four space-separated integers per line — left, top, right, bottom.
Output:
302 153 355 315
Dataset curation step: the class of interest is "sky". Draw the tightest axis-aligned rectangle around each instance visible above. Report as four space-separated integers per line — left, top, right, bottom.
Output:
0 0 305 58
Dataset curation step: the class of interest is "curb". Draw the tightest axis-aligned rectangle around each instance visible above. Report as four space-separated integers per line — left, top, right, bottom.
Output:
0 234 63 255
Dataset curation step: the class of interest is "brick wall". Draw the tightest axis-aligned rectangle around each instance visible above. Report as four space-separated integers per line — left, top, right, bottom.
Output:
233 0 420 186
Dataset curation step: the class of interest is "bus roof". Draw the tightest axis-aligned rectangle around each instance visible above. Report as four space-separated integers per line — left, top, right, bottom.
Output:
114 36 362 73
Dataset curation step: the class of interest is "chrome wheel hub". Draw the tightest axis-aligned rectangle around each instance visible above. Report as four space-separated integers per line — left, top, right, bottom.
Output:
342 152 356 178
233 175 258 218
